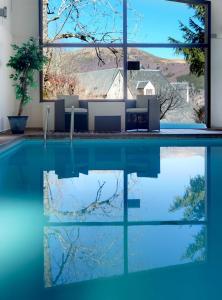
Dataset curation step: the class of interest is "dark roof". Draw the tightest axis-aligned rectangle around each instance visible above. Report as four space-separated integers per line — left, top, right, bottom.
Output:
136 81 151 89
126 69 172 97
76 68 173 98
76 68 119 98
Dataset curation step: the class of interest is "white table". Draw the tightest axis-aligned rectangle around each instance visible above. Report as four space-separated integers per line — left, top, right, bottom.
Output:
88 101 126 132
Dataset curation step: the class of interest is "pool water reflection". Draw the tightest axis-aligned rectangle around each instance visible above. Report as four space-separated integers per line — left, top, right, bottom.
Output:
0 139 221 300
44 144 206 223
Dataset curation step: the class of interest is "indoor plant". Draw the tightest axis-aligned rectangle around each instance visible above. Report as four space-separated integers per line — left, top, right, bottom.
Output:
7 37 48 134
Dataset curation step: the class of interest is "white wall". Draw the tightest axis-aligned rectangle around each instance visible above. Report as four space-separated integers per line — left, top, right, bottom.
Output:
107 72 134 99
1 0 222 129
211 0 222 128
0 0 16 132
11 0 43 128
0 0 43 130
144 81 155 96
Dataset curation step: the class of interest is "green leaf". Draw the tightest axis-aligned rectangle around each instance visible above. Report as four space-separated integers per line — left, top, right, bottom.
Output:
7 37 48 113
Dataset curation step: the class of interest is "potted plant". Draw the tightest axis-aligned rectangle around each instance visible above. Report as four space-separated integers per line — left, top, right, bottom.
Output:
7 37 48 134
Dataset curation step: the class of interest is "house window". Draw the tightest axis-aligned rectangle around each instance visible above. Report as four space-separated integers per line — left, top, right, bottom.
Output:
145 89 154 96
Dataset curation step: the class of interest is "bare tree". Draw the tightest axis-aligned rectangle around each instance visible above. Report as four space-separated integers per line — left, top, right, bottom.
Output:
189 85 205 123
42 0 130 98
44 72 79 98
44 0 123 44
193 103 205 123
157 87 184 120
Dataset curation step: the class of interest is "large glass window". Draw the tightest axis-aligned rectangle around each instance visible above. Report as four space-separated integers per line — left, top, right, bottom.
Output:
43 47 123 100
127 47 206 124
127 0 206 43
40 0 210 127
43 0 123 44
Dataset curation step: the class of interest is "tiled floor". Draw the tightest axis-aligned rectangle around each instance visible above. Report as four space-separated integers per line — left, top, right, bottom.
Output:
1 128 222 148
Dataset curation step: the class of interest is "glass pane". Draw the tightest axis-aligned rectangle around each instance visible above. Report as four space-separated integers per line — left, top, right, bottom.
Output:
44 226 123 287
43 47 123 100
126 47 206 127
127 0 206 43
43 0 123 44
128 225 207 273
127 146 206 222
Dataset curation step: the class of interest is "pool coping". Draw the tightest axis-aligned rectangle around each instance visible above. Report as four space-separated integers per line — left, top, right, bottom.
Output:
1 129 222 150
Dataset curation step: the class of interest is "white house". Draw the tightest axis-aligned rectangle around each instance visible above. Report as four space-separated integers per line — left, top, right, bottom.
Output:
76 68 186 101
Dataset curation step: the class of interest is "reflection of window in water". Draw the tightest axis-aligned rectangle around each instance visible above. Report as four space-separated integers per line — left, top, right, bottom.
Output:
128 147 206 222
43 145 207 288
169 175 206 221
44 224 206 287
44 170 124 223
128 225 206 274
44 226 124 287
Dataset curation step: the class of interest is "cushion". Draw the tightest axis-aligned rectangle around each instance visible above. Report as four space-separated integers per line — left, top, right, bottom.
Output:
126 108 148 113
57 95 79 108
65 107 88 114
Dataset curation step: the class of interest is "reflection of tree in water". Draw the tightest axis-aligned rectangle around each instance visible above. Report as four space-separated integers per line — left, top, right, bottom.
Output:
169 175 206 262
44 171 123 221
169 175 205 221
44 172 124 287
44 226 122 287
182 227 206 262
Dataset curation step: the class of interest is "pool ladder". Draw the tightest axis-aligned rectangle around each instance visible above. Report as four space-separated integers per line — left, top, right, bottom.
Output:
70 106 75 141
44 105 74 142
44 106 50 142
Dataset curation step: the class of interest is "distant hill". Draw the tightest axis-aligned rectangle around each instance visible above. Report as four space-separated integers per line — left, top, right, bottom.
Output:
48 47 190 82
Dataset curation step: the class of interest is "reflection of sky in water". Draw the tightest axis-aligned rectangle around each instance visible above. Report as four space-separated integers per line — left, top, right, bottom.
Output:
128 225 206 273
45 171 124 222
43 145 206 286
0 140 210 295
45 147 205 222
128 148 205 221
45 226 124 287
44 225 206 287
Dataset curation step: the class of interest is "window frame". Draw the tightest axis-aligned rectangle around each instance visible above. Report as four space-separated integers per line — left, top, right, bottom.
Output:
39 0 211 127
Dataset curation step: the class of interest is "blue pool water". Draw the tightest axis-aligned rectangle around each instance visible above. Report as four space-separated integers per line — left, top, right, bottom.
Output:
0 138 222 300
160 122 206 129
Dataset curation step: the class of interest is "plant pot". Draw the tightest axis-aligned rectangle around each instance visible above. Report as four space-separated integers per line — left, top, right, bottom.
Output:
8 116 28 134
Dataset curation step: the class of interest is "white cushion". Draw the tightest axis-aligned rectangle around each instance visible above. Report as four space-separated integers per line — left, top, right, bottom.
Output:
57 95 79 108
126 108 148 113
65 107 87 113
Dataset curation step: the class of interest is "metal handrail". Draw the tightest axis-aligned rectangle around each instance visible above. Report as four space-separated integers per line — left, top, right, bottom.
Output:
70 106 75 141
44 106 50 142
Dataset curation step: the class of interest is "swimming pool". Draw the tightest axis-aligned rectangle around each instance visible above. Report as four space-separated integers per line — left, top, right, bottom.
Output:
0 138 222 300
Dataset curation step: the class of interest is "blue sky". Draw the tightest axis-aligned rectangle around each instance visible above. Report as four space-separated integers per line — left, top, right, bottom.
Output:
47 0 202 59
